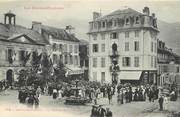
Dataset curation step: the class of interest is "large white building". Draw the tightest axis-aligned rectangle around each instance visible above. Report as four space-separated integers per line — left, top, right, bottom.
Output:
88 7 159 85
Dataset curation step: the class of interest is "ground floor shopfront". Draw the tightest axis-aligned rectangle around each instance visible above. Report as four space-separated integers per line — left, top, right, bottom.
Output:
118 70 158 85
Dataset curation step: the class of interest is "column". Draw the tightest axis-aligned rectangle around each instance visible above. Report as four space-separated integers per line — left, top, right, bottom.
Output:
4 16 6 24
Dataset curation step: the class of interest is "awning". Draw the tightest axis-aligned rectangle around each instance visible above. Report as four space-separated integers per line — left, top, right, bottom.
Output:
119 71 142 80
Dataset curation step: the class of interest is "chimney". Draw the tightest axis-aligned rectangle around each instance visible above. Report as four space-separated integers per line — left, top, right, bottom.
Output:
143 7 150 16
93 12 101 20
65 25 75 35
32 21 42 34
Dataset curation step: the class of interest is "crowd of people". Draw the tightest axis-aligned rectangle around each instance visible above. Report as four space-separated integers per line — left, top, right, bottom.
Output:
116 84 159 104
90 105 112 117
18 85 41 108
13 79 179 115
0 80 11 91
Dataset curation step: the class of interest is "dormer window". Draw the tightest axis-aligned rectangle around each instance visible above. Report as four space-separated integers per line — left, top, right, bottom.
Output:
135 16 140 24
125 18 130 25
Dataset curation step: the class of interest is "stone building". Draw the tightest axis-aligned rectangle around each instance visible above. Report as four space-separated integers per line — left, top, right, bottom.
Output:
87 7 159 85
31 22 83 79
0 11 84 85
157 40 180 86
0 12 46 85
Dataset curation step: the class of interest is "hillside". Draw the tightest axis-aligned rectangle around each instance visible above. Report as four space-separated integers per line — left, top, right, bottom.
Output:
158 20 180 55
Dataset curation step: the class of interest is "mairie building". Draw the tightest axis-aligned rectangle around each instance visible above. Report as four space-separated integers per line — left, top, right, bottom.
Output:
0 11 83 85
87 7 159 85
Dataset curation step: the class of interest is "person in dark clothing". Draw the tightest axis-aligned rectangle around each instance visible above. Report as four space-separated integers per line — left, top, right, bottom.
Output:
138 89 143 101
148 89 153 102
134 89 138 101
158 95 164 111
128 88 133 102
105 108 112 117
34 95 39 109
107 91 112 105
27 94 34 108
19 89 27 103
98 105 106 117
121 90 124 104
125 90 129 103
91 105 98 117
18 89 23 103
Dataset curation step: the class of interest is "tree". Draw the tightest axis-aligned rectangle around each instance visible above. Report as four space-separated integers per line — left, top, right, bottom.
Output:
40 53 53 86
31 50 42 73
53 61 66 83
17 69 29 87
22 50 42 86
22 52 31 67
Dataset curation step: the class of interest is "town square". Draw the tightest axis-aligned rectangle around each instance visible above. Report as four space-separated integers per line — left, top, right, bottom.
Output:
0 0 180 117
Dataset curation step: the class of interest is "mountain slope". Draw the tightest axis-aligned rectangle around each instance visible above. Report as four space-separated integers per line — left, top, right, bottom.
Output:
158 20 180 55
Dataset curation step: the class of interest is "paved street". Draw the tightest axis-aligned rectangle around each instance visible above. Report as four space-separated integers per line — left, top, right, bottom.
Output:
0 89 180 117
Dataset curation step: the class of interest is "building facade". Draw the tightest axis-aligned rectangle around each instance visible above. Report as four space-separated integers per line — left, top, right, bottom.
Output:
0 12 46 85
157 40 180 86
31 22 83 78
88 7 159 85
0 12 84 85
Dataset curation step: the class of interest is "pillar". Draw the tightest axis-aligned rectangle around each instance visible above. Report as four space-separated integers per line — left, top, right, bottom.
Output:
4 16 6 24
14 16 16 25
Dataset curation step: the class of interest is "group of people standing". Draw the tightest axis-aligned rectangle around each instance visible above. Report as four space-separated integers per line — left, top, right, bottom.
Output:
0 80 11 91
116 84 159 104
90 105 112 117
18 85 41 108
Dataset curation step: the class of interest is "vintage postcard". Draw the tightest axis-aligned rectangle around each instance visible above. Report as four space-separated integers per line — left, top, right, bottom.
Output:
0 0 180 117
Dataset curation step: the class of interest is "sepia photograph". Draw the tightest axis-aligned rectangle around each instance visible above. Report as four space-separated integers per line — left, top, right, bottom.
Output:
0 0 180 117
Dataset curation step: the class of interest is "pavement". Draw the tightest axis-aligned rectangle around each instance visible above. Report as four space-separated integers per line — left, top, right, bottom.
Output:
0 89 180 117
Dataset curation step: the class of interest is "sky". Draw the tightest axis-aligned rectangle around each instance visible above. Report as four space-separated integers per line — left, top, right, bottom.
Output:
0 0 180 39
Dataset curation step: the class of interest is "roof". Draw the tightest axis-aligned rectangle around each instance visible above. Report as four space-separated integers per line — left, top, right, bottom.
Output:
41 25 79 42
0 23 47 45
79 39 89 45
95 8 143 21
